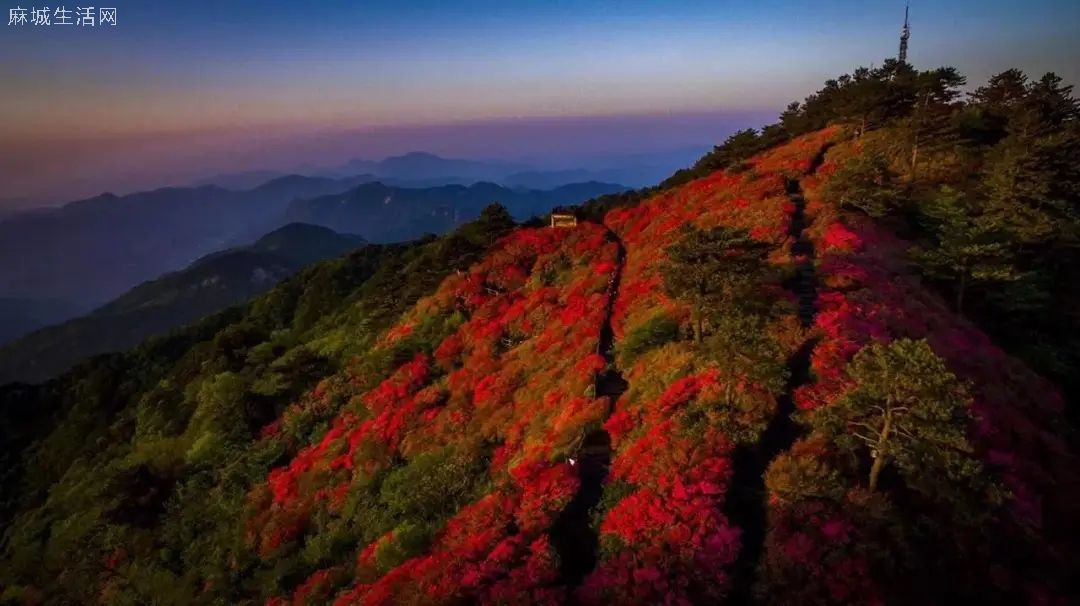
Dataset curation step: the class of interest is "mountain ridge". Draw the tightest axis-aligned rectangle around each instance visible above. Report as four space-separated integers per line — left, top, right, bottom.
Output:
285 180 628 241
1 127 1073 604
1 61 1078 604
0 223 365 385
192 148 704 193
0 175 623 339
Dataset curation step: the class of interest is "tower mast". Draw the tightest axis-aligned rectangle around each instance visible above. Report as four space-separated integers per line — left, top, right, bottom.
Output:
898 4 911 63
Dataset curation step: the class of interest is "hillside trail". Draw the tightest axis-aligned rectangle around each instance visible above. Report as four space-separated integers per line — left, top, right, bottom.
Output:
550 226 627 598
725 148 830 604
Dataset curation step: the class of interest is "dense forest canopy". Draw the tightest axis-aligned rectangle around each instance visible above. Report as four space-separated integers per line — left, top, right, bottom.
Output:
667 59 1080 413
1 59 1078 605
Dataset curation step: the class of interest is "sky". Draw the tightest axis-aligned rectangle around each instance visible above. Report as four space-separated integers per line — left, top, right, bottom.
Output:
2 0 1079 205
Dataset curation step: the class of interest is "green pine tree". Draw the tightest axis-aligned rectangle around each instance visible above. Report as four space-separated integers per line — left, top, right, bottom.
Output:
901 67 966 178
821 150 903 217
662 227 771 343
913 187 1024 313
812 339 987 498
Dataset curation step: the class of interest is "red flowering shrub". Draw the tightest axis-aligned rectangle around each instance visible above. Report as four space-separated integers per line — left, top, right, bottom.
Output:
819 221 862 253
758 136 1077 603
579 132 843 603
798 144 1069 523
511 461 579 533
288 567 349 606
244 127 1079 604
758 496 886 606
747 126 842 177
580 488 741 605
245 223 621 602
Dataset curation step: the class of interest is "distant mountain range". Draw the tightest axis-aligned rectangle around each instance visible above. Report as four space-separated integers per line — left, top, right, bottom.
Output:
0 223 364 384
286 180 627 241
0 174 374 308
186 152 532 191
189 148 708 192
335 151 531 182
0 170 623 317
190 169 294 191
0 174 623 378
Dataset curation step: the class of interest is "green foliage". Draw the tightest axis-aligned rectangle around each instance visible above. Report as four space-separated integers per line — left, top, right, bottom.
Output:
0 210 515 603
374 521 431 573
664 129 765 186
702 312 789 392
811 339 999 513
0 226 364 386
378 447 487 522
593 479 635 553
899 67 967 175
873 70 1080 401
662 226 772 343
714 61 1080 408
981 131 1080 248
188 372 248 435
2 52 1079 603
821 150 903 217
667 60 968 189
764 448 847 504
911 186 1026 312
616 310 680 366
575 188 661 223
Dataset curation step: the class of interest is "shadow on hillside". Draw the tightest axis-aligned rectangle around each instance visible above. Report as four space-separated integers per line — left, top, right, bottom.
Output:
725 337 817 604
549 228 627 598
726 168 824 603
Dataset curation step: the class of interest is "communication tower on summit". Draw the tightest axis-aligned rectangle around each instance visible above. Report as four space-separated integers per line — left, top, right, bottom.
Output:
898 4 911 63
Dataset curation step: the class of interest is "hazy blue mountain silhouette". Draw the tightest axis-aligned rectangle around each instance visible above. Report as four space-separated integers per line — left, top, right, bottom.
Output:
0 298 88 346
0 223 365 384
337 151 531 182
286 180 628 242
0 175 375 307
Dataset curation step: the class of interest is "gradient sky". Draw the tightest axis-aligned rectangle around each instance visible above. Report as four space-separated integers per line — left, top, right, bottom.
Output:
2 0 1079 205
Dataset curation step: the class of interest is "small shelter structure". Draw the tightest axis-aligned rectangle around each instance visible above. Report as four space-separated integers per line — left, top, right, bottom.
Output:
550 207 578 228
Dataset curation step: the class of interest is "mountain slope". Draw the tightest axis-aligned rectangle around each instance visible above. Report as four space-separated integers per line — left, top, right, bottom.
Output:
285 180 628 242
1 128 1075 605
0 175 372 307
0 224 365 385
759 138 1076 603
0 175 626 344
0 298 86 346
